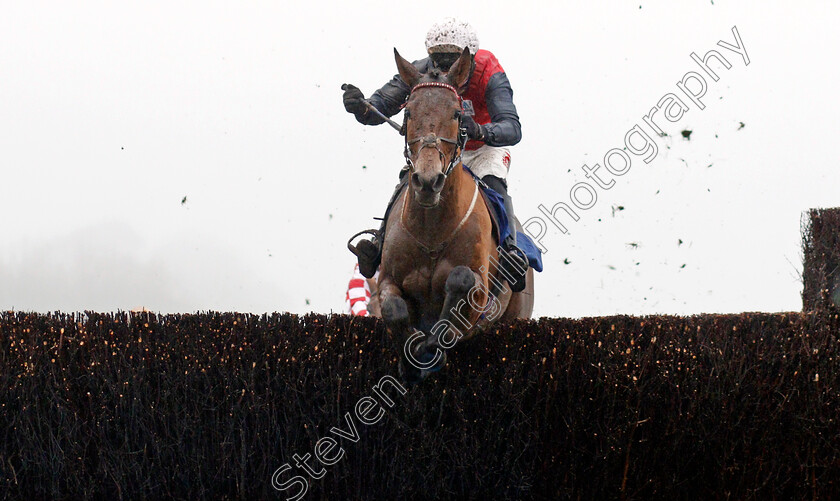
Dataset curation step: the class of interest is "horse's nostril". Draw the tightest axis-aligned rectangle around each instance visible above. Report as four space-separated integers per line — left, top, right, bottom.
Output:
410 172 423 190
432 173 446 192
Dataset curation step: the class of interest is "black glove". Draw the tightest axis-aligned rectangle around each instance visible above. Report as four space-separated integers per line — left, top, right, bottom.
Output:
342 84 367 116
461 115 486 142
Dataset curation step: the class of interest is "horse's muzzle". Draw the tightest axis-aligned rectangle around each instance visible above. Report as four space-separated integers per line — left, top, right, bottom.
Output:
410 171 445 207
411 171 445 193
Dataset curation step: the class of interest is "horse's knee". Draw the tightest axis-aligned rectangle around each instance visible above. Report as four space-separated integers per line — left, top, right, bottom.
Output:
445 265 475 297
381 295 409 326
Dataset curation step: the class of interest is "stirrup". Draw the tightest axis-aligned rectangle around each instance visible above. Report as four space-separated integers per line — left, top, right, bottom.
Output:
348 229 382 279
507 243 528 267
347 229 380 257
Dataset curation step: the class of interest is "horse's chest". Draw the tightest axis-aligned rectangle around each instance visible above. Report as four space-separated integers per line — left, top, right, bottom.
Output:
397 262 450 306
401 266 441 295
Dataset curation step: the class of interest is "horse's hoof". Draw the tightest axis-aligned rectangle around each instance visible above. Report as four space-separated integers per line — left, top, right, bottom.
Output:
446 265 475 296
421 350 447 375
412 342 447 378
381 295 409 328
398 343 447 385
399 358 424 386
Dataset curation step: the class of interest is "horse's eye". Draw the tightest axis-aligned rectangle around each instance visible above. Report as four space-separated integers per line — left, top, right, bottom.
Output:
454 111 461 120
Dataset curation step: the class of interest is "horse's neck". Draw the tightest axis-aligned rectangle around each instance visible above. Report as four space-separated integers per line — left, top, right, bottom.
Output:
403 164 472 241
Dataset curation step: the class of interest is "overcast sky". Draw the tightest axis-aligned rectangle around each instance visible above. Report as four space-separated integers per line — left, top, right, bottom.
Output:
1 1 838 317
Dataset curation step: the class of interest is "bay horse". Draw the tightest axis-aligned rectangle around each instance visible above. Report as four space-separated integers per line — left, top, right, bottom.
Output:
375 47 534 383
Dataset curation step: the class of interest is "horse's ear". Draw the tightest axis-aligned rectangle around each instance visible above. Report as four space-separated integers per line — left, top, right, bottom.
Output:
394 48 421 89
446 47 472 91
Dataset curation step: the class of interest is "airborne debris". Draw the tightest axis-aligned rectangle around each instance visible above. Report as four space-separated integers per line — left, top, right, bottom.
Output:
681 129 692 140
738 122 745 130
181 196 187 205
564 258 571 265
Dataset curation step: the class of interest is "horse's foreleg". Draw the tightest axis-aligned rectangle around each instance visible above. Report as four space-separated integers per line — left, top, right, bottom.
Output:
440 265 478 324
379 281 410 344
420 265 483 355
379 281 426 384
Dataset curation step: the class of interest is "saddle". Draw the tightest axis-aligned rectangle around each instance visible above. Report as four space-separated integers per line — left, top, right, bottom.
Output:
464 166 544 273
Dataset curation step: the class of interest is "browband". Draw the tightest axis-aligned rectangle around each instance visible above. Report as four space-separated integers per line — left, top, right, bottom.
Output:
410 81 460 97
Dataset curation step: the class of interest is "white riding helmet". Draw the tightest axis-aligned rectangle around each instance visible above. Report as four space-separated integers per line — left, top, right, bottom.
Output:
425 18 480 55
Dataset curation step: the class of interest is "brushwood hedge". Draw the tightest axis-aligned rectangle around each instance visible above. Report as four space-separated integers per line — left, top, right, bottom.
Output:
802 207 840 311
1 310 838 500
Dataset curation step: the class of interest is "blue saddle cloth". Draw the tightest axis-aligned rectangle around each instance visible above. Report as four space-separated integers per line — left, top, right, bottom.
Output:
463 165 544 273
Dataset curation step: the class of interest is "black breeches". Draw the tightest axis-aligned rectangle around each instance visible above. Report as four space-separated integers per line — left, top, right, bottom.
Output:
481 175 508 197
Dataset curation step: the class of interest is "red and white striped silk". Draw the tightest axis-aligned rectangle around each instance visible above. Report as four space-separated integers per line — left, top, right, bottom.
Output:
345 263 372 316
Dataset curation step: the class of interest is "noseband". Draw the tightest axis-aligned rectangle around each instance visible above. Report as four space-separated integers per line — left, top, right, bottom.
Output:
402 82 468 177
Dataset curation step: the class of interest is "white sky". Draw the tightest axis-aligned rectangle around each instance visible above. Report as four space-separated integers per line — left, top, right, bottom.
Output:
1 1 838 317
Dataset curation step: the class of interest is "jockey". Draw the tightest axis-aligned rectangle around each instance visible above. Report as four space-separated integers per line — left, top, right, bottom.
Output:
343 17 528 292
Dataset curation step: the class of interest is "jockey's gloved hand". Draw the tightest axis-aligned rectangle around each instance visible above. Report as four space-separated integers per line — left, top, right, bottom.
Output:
342 84 367 116
461 115 486 142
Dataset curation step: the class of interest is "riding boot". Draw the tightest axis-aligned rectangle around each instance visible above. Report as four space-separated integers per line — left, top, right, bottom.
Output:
348 166 410 279
481 175 528 293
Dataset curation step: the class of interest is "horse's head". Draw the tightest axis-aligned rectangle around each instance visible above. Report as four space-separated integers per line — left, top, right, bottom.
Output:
395 47 472 208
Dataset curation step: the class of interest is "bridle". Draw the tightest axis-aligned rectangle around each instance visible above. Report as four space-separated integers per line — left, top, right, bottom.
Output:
402 81 468 177
397 81 480 259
